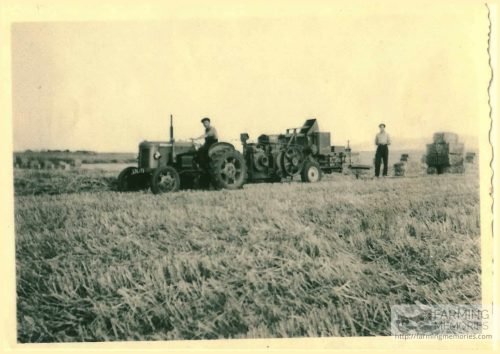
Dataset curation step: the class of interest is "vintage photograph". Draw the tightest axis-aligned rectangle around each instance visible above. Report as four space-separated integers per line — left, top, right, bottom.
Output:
5 0 493 346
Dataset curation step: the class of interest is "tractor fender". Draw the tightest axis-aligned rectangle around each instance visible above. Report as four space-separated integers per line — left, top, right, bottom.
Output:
208 142 235 159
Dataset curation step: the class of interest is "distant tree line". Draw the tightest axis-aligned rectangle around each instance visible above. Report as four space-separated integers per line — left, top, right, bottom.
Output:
23 149 98 155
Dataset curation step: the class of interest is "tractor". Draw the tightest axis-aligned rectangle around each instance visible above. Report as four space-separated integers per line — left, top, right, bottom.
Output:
117 115 246 194
240 118 351 183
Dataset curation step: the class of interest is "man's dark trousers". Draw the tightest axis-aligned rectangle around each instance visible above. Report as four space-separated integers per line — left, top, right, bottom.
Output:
375 144 389 177
197 139 217 170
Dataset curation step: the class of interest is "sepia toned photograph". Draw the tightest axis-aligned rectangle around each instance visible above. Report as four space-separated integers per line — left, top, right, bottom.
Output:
2 0 496 350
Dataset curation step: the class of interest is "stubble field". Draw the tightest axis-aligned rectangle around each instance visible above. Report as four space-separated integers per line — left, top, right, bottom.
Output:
14 168 481 342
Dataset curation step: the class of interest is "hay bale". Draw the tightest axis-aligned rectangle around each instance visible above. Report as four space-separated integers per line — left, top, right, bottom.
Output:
16 156 30 168
433 132 459 144
448 154 464 166
62 158 82 167
435 143 449 154
28 159 41 169
465 152 476 163
394 162 406 176
58 161 71 170
427 166 437 175
448 142 464 155
426 151 449 166
71 158 82 168
426 132 465 174
426 143 448 156
443 165 465 174
426 142 464 167
41 160 55 169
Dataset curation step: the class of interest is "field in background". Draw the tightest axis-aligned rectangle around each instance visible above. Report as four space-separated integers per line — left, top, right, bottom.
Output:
80 163 134 172
355 149 425 166
13 150 136 167
14 167 480 342
14 169 119 196
13 149 432 168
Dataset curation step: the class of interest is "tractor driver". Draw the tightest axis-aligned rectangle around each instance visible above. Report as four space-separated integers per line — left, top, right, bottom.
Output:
194 117 218 169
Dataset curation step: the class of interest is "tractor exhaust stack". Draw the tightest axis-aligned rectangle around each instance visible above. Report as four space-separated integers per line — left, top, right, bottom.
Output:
170 114 174 143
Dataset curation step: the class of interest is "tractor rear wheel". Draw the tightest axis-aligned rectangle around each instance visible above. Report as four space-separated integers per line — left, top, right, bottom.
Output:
180 175 196 190
210 150 246 190
151 166 180 194
118 167 150 191
301 160 322 183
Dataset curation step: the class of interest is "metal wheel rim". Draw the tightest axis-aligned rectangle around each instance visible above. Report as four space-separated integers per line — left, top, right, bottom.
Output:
219 156 242 185
157 170 177 192
307 166 320 182
283 148 302 176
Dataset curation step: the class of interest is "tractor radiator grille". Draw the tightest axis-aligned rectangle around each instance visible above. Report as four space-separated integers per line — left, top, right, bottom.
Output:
140 148 150 168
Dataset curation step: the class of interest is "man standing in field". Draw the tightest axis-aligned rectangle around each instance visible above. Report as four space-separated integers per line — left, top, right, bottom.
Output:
374 123 391 177
194 117 218 169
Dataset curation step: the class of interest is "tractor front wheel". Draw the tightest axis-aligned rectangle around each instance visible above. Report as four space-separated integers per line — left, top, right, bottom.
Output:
301 160 322 183
151 166 180 194
118 167 150 191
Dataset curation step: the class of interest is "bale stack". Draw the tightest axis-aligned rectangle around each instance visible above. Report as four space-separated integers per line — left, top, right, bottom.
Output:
426 132 465 174
41 159 55 169
13 155 80 170
427 166 438 175
393 162 406 176
71 158 82 168
14 157 20 169
15 156 30 168
394 154 408 176
28 159 41 169
394 154 409 176
465 152 476 163
58 161 71 170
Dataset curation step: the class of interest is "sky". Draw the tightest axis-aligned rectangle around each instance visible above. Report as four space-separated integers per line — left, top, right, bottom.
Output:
11 3 489 152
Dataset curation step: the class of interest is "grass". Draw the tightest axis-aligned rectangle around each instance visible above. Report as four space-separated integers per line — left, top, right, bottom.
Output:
14 151 136 164
14 169 119 196
15 171 481 342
